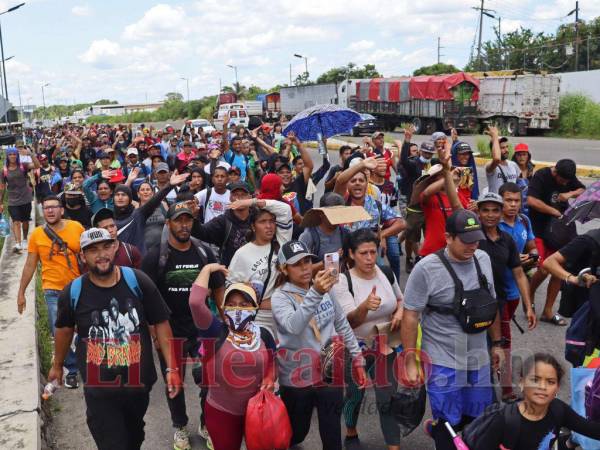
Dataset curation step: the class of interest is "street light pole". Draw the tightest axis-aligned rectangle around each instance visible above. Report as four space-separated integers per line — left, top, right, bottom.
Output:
41 82 48 122
226 64 238 92
0 3 26 104
180 77 190 102
294 53 308 76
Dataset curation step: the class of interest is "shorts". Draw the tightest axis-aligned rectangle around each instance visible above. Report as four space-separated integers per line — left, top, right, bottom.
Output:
426 364 493 426
7 203 32 222
404 207 424 242
534 237 556 266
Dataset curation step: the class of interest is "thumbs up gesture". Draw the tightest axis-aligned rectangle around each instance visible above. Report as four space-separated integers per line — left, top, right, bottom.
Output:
364 286 381 311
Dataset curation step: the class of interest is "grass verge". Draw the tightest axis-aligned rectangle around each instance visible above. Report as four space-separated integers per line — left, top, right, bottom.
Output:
36 268 53 376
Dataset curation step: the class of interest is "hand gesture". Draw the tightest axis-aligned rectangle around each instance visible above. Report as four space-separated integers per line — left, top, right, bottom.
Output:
202 263 229 277
362 156 378 171
101 169 115 180
438 140 452 171
485 124 499 140
363 286 381 311
169 171 189 186
227 199 253 210
313 269 336 294
404 124 415 142
127 167 140 182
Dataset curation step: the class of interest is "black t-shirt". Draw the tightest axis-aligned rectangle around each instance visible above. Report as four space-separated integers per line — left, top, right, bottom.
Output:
283 174 309 214
560 231 600 272
527 167 585 235
478 229 521 301
55 269 170 393
36 167 53 200
141 242 225 339
324 165 342 193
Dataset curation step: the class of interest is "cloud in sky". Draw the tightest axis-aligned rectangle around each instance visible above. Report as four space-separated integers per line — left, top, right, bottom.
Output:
6 0 598 106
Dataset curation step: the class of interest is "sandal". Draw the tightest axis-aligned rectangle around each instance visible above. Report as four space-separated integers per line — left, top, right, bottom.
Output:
540 313 567 326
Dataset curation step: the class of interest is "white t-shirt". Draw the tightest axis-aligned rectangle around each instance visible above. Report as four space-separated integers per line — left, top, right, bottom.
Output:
486 160 520 194
194 188 230 223
330 266 403 343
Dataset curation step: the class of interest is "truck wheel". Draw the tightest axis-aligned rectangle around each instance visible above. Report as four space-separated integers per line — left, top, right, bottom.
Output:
424 119 437 135
505 117 519 136
411 117 422 134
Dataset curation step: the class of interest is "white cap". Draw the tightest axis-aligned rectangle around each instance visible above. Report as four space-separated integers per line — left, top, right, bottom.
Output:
126 148 138 156
80 228 114 251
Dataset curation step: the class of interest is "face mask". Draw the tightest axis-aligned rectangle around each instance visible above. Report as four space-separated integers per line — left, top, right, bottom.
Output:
419 155 430 164
223 308 256 332
66 197 80 207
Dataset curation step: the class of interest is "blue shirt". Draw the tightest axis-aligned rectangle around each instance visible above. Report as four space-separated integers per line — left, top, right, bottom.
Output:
499 215 535 300
224 149 248 181
342 195 400 233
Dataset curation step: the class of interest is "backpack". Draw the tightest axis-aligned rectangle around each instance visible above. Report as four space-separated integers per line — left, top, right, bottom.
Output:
463 401 564 450
2 163 27 183
565 292 600 367
542 216 577 251
70 266 142 310
344 264 396 297
428 250 498 334
585 368 600 421
218 217 233 264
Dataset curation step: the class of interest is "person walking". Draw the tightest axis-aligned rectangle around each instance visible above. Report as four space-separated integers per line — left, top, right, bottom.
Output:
17 194 84 388
48 227 181 450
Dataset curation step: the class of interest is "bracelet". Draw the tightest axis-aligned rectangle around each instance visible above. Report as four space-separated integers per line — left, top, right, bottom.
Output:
166 367 179 373
491 339 504 347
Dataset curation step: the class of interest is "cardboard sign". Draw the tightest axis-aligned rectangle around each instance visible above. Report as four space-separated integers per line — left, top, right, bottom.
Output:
300 205 371 228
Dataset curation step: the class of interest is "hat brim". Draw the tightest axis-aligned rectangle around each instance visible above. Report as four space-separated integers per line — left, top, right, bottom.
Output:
81 238 114 251
283 252 317 266
169 210 194 220
92 208 114 227
457 230 486 244
477 199 504 207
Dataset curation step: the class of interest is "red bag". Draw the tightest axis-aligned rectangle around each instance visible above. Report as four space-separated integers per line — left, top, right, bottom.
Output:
245 390 292 450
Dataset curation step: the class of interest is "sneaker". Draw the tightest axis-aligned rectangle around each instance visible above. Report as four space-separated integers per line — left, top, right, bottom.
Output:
173 427 191 450
21 240 27 250
64 373 79 389
13 242 21 253
197 424 213 450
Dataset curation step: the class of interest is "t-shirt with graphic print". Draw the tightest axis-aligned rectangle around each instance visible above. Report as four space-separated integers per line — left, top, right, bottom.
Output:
55 268 170 393
142 243 225 339
342 194 400 233
195 188 231 223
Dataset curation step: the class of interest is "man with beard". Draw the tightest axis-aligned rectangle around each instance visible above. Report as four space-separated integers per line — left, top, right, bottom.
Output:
485 126 521 194
18 195 84 388
49 227 181 450
142 202 225 450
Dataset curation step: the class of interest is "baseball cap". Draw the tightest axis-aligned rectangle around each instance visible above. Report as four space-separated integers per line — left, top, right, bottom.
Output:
155 162 170 173
126 148 138 156
371 131 385 140
431 131 447 142
91 207 114 227
445 210 485 243
223 283 258 308
38 154 48 161
228 181 250 193
555 159 577 180
6 146 18 155
420 141 435 153
477 192 504 206
455 142 473 154
278 240 316 266
64 182 83 195
80 227 114 251
514 143 529 153
167 202 193 220
98 151 110 159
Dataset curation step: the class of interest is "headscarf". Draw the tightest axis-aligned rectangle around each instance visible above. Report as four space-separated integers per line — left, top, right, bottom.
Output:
258 173 298 216
451 141 480 200
113 185 135 220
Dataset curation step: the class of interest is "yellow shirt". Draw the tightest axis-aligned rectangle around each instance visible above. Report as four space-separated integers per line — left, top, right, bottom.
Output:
28 220 84 291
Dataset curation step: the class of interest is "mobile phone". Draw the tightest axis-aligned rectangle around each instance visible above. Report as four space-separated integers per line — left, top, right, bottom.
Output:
324 252 339 282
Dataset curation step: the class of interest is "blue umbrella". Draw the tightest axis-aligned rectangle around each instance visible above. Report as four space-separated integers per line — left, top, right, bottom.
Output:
282 104 361 141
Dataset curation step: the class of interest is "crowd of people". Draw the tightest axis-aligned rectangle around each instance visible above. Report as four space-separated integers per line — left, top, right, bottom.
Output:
4 115 600 450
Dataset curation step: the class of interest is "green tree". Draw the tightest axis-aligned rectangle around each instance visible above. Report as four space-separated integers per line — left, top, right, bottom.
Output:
294 72 311 86
413 63 460 76
316 63 381 83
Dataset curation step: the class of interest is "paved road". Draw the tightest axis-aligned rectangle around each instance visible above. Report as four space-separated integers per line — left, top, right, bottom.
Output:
48 148 599 450
344 132 600 167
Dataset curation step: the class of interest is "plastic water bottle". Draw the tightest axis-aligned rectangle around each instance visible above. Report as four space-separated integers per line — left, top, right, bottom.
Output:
0 214 9 238
317 132 327 155
42 380 59 400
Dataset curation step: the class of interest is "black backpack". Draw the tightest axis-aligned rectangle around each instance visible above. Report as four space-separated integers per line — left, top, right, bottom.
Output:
463 401 564 450
428 250 498 334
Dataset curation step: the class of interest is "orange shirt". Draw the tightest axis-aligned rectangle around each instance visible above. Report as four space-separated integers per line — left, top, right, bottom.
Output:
28 220 84 291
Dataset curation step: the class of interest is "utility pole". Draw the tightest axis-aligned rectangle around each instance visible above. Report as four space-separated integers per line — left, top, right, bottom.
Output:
587 33 591 70
437 37 444 64
472 0 496 70
289 63 292 85
568 1 580 71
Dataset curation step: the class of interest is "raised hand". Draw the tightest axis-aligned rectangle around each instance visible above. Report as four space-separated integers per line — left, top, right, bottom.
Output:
169 171 190 186
364 286 381 311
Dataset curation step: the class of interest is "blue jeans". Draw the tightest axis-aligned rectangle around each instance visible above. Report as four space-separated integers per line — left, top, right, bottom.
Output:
44 290 78 375
385 235 401 282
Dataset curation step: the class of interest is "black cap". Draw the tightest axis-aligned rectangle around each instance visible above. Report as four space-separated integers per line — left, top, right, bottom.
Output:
420 141 435 153
555 159 577 180
277 240 316 266
91 207 114 227
167 202 194 220
445 210 485 243
455 142 473 154
227 181 250 193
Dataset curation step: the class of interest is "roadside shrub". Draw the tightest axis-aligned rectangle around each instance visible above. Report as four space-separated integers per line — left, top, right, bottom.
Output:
556 94 600 139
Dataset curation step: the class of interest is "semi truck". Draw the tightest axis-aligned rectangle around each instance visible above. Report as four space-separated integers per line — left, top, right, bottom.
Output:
279 72 561 136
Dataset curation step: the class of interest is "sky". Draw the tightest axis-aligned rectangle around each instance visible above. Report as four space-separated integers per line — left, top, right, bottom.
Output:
3 0 600 107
